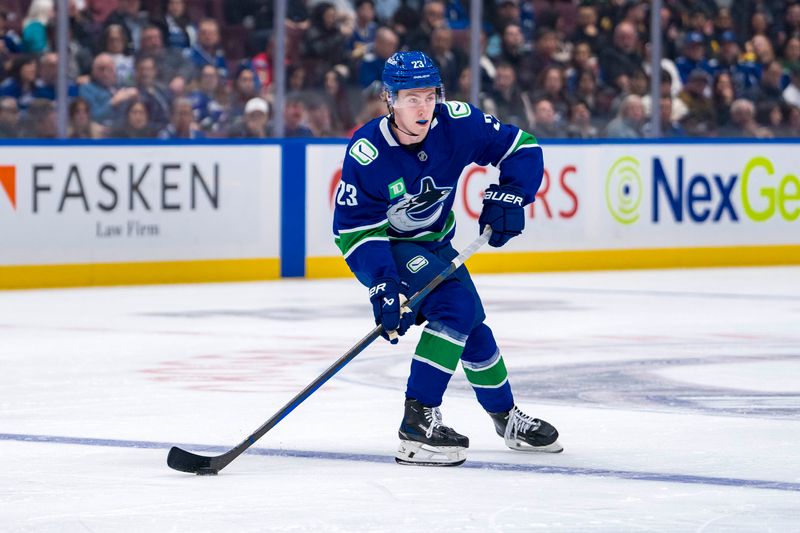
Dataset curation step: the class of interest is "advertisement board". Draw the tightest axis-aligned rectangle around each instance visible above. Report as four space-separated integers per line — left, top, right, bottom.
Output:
305 141 799 277
2 139 797 288
0 144 281 287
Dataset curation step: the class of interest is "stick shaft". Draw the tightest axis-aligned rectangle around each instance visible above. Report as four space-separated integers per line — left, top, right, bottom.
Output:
237 227 491 449
168 228 491 473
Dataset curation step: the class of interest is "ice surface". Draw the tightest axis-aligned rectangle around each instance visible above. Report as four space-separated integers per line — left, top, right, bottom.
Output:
1 267 799 532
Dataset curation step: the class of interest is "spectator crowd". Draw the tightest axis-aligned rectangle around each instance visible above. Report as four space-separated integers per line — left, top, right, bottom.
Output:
1 0 799 140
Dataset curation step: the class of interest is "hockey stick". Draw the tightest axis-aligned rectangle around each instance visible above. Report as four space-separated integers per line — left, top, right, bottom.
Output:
167 227 492 475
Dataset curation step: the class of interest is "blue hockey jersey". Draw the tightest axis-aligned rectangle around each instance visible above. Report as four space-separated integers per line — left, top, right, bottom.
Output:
333 101 544 287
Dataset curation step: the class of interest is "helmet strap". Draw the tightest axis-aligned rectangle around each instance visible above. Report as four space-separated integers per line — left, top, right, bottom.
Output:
389 112 421 138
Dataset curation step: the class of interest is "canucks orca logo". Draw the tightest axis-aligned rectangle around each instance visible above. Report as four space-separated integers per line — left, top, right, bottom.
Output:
387 176 452 232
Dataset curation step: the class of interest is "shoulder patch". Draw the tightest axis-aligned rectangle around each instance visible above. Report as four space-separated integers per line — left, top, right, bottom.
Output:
349 138 379 165
444 101 471 119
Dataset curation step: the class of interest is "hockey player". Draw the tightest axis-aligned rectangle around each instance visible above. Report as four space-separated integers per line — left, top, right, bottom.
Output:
333 51 562 466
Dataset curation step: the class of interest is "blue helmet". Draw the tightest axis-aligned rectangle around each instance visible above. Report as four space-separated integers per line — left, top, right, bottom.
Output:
382 51 445 106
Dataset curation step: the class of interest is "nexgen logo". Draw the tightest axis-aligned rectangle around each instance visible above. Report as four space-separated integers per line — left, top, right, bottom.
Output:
0 165 15 209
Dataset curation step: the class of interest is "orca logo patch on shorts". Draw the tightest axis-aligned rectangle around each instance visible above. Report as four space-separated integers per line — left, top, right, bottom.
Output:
406 255 429 273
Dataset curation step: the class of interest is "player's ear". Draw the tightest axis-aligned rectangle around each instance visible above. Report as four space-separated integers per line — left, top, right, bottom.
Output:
381 91 392 114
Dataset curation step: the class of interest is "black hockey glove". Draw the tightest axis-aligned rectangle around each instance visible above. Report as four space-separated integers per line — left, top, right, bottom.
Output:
479 184 525 248
369 278 414 344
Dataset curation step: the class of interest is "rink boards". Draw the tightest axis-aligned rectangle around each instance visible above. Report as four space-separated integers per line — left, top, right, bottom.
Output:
307 139 800 276
0 141 282 289
1 138 798 288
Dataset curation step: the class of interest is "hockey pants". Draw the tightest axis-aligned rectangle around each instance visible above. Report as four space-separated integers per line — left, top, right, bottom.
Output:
390 241 514 413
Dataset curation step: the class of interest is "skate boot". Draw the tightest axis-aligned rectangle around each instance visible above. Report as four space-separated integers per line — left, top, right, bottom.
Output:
489 405 563 453
396 398 469 466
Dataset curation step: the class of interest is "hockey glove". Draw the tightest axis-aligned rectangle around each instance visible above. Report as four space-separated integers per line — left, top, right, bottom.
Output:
369 278 414 344
479 184 526 248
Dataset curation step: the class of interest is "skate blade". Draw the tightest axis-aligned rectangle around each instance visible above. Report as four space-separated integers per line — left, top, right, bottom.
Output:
395 440 467 466
395 457 466 467
505 438 564 453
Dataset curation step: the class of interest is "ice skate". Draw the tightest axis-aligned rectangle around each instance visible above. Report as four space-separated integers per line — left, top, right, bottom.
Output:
489 405 563 453
396 398 469 466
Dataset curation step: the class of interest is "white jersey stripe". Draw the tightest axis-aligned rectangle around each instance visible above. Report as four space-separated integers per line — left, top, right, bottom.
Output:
338 219 389 234
379 117 399 147
497 129 522 166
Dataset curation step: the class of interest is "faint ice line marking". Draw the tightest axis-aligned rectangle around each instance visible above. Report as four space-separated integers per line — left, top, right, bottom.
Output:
695 508 748 533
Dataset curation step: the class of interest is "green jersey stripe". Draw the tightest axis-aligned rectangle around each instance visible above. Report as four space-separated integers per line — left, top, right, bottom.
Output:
335 221 390 256
498 130 540 165
336 209 456 258
513 131 539 152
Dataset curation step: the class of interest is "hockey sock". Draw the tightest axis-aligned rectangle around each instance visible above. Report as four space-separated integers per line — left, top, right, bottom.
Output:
460 323 514 413
462 349 514 413
405 321 467 406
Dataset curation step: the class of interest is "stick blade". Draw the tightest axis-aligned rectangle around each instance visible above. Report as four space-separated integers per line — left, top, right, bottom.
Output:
167 446 218 475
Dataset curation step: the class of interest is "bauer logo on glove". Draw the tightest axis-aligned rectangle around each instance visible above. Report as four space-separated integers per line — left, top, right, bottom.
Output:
478 184 526 248
369 282 388 298
369 278 415 344
483 189 524 206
